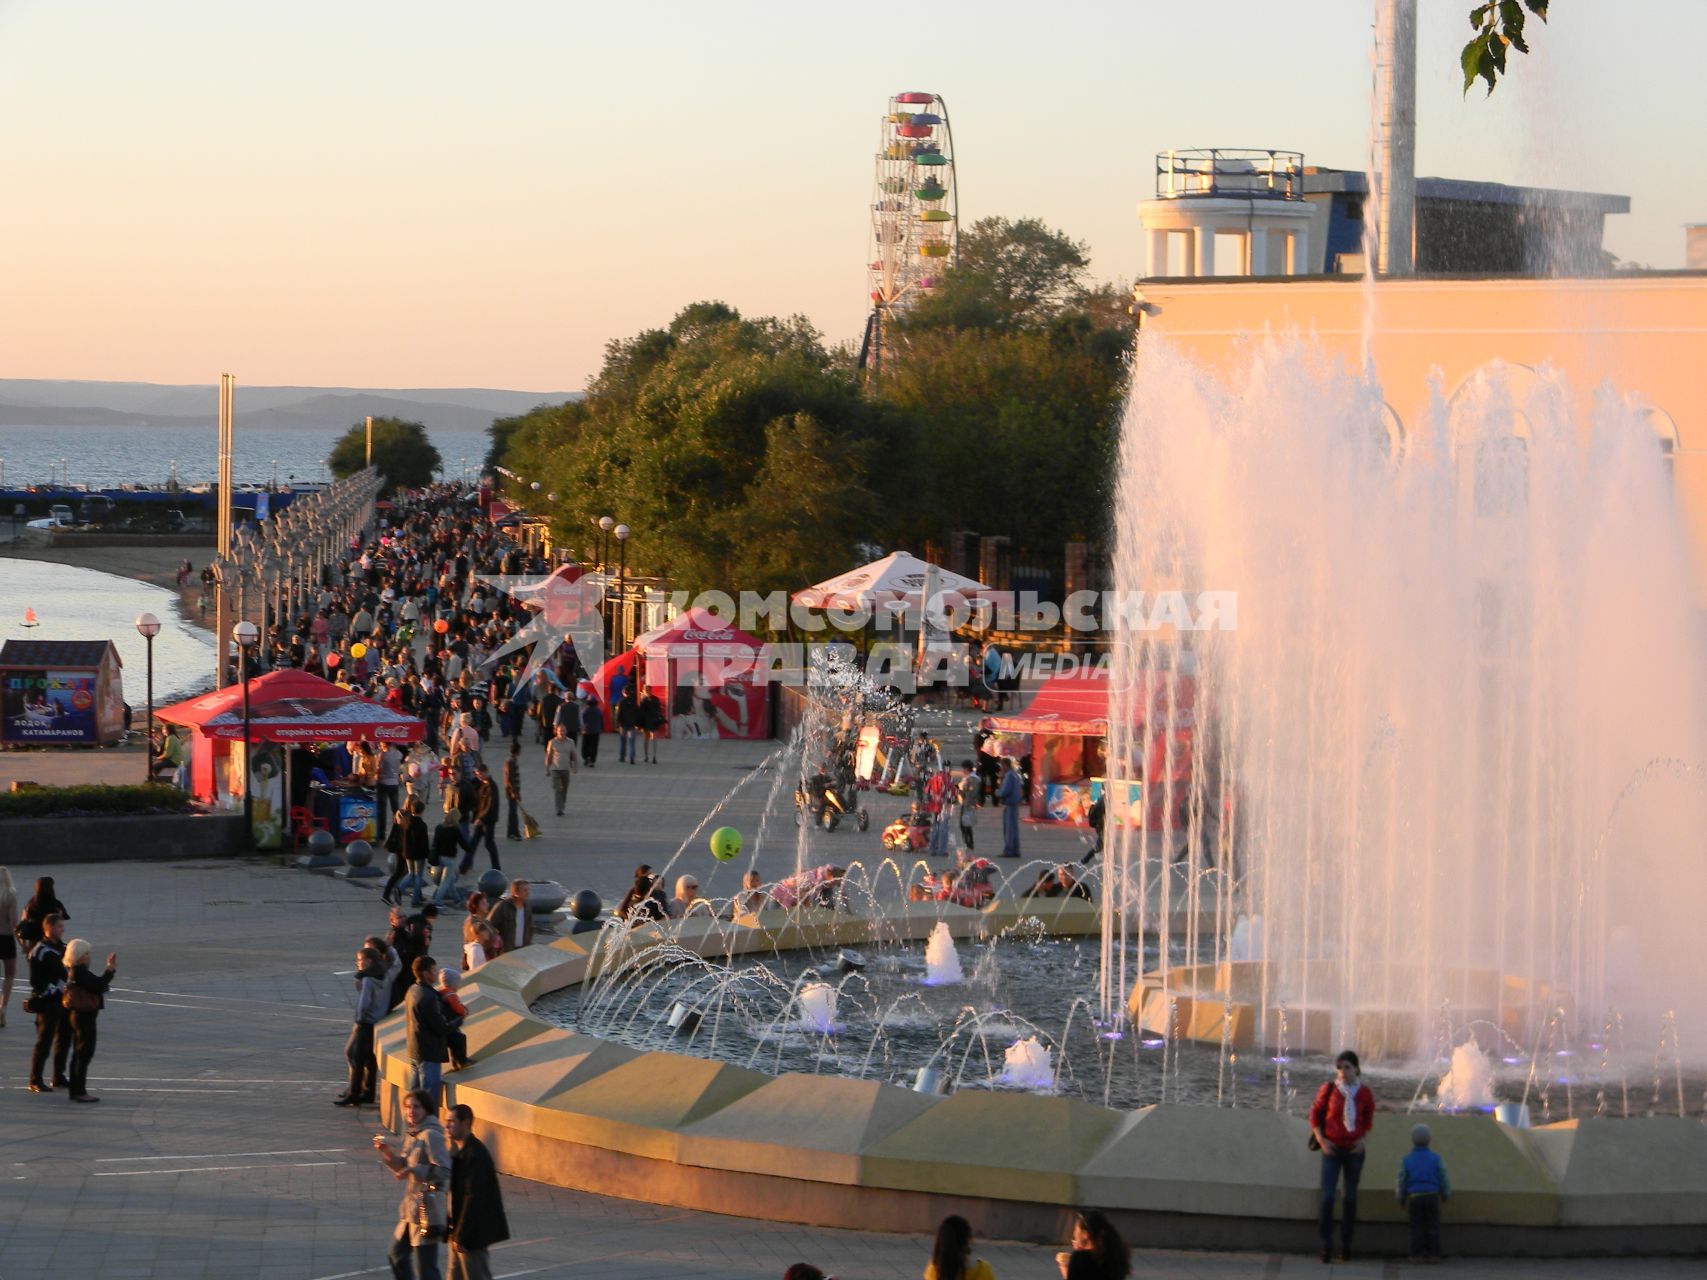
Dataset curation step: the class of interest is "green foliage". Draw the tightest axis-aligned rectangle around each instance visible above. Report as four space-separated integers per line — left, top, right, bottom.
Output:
328 417 442 494
1462 0 1549 95
492 215 1134 597
876 327 1122 550
0 783 193 819
493 302 900 594
904 216 1093 333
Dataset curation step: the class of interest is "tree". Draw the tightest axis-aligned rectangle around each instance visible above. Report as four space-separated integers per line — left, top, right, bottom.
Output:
1462 1 1549 95
492 302 907 594
328 417 442 493
903 216 1093 333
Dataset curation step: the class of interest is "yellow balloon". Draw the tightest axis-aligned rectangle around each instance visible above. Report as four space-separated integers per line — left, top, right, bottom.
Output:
350 642 368 658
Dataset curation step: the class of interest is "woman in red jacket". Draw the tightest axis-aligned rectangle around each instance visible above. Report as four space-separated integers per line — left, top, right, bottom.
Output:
1308 1049 1374 1263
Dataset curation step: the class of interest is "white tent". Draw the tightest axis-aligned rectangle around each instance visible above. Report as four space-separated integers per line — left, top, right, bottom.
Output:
792 551 992 613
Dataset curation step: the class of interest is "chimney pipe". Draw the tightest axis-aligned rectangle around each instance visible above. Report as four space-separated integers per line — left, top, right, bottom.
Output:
1376 0 1417 275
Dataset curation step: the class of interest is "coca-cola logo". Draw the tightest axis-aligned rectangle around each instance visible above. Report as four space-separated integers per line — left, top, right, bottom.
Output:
680 629 735 642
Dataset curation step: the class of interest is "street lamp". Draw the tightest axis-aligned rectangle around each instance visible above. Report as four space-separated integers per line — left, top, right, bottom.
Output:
614 523 631 649
598 515 614 568
135 612 161 783
233 619 260 829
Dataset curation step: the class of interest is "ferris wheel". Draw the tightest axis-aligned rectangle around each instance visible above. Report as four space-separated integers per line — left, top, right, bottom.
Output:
860 91 957 374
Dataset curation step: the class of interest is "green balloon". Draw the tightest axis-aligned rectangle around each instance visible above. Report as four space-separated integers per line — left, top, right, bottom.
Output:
710 826 743 861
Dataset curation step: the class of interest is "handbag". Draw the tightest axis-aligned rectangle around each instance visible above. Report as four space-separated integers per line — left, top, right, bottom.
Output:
63 982 100 1014
411 1176 448 1243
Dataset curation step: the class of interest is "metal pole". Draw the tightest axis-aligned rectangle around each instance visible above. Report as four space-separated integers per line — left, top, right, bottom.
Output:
143 634 154 785
365 415 374 467
241 646 253 829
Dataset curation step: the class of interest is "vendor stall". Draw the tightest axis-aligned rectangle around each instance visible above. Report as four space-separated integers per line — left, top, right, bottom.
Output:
992 666 1198 827
591 607 771 740
156 669 424 848
0 639 126 747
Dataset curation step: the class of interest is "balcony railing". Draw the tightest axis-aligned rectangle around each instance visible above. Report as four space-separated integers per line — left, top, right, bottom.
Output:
1155 148 1305 200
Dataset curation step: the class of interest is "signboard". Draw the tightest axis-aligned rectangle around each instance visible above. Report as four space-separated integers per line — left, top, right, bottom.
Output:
1 668 100 744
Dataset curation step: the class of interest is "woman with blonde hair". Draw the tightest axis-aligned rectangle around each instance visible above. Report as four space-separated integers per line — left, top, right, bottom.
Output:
61 938 117 1103
0 867 17 1026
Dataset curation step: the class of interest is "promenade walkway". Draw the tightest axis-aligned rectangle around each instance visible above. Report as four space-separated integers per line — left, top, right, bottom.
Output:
0 738 1695 1278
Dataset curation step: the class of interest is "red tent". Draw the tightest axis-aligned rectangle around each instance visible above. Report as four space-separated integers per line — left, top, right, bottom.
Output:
158 670 425 826
992 667 1197 825
592 608 771 740
992 668 1111 737
157 668 424 744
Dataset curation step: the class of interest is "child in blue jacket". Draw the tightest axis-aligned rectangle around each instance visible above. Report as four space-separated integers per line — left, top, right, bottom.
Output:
1397 1123 1451 1261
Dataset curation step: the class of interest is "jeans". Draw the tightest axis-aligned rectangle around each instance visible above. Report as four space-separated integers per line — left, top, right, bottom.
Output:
619 728 638 762
431 863 461 906
376 783 401 834
505 796 520 839
1407 1194 1442 1258
384 860 427 904
550 770 571 814
1319 1147 1366 1248
345 1021 377 1099
928 816 950 855
389 1223 443 1280
1002 804 1020 857
448 1246 493 1280
407 1059 442 1107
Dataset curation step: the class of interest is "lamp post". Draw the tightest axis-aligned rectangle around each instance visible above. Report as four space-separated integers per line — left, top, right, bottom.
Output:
234 620 259 829
614 523 631 649
598 515 614 569
135 612 161 783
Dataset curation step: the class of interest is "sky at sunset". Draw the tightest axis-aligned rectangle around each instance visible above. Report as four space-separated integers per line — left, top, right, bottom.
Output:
1 0 1702 390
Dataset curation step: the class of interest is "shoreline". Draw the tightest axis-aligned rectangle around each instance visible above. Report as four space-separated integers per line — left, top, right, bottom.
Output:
1 539 217 639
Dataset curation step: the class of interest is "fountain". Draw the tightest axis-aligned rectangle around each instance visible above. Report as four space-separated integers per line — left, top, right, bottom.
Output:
922 920 963 985
1436 1041 1496 1111
1106 336 1707 1063
998 1036 1056 1090
797 981 840 1034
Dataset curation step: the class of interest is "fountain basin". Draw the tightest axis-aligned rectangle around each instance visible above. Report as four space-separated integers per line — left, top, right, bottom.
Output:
1131 960 1566 1060
373 901 1707 1254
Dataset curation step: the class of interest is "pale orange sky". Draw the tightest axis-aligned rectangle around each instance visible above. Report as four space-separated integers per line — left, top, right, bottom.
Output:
1 0 1701 390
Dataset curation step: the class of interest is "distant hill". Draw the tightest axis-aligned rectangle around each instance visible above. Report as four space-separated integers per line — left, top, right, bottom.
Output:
0 379 580 432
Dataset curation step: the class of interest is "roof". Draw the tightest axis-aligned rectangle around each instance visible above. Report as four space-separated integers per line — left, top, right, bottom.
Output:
633 607 767 655
992 669 1110 736
992 667 1199 737
1301 167 1630 214
0 639 121 669
155 668 424 743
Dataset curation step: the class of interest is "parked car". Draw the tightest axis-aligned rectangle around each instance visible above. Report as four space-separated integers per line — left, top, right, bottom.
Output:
26 504 76 530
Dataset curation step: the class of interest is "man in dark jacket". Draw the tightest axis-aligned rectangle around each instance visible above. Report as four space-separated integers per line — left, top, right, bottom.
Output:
579 696 604 767
445 1103 510 1278
485 880 533 954
403 956 449 1105
458 764 500 874
26 913 71 1092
